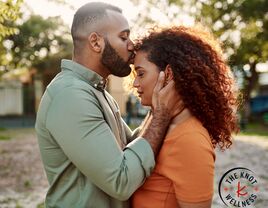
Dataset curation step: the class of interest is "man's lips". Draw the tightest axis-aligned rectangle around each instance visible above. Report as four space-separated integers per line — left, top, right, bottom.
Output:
128 52 136 64
137 91 143 97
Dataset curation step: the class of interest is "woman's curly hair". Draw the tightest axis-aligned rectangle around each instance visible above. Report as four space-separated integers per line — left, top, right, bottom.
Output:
134 25 240 150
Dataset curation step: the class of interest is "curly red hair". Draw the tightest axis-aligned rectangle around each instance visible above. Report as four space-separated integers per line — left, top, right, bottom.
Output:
134 26 239 150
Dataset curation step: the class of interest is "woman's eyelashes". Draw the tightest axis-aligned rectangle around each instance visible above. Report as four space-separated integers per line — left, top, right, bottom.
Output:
137 71 144 77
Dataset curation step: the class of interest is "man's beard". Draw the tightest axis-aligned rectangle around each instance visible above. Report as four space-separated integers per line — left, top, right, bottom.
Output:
101 38 132 77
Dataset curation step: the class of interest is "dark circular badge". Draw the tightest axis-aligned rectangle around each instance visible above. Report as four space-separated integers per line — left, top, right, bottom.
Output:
219 167 259 207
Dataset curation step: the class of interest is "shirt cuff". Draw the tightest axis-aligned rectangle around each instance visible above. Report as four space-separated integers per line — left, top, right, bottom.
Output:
124 137 155 177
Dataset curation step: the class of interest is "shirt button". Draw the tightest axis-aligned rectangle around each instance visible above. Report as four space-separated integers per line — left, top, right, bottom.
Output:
94 84 98 88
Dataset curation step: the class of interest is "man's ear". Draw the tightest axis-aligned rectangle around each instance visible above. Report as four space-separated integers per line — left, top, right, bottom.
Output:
164 64 174 83
87 32 103 53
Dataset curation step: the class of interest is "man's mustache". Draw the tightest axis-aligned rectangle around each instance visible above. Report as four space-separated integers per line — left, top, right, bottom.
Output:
128 52 136 63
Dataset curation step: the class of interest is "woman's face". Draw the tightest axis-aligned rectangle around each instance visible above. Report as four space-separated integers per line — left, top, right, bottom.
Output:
133 51 160 106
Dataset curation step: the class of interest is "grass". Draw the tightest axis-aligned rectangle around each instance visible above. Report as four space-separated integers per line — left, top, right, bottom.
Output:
0 127 6 131
0 135 11 140
0 128 35 141
0 127 11 140
15 203 23 208
37 202 45 208
239 123 268 137
24 180 32 188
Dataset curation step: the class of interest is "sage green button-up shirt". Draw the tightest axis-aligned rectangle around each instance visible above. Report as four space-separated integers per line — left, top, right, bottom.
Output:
35 59 155 208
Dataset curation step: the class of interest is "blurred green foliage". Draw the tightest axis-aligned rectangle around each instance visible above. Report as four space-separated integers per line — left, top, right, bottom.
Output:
169 0 268 103
240 122 268 137
5 15 72 71
0 135 11 140
131 0 268 108
0 0 72 80
0 0 23 41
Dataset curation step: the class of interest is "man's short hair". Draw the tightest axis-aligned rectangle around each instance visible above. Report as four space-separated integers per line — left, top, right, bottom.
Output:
71 2 122 40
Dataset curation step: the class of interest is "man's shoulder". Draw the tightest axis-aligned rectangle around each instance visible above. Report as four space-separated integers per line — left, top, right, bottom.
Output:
47 72 96 97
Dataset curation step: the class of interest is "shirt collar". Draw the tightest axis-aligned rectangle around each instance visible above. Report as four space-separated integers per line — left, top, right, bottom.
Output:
61 59 107 91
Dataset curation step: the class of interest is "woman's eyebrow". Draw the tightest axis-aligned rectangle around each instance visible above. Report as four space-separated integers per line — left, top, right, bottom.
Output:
134 66 143 71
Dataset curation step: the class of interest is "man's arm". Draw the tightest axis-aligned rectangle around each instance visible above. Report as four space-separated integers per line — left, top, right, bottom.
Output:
141 108 169 155
123 71 182 154
121 117 141 143
46 87 155 201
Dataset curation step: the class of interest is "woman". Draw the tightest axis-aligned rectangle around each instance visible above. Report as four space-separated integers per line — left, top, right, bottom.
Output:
131 26 239 208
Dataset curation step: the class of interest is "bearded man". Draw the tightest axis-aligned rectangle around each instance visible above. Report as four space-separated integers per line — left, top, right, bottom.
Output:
35 2 180 208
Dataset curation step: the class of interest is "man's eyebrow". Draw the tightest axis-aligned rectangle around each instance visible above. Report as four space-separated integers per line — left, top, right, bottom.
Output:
120 29 130 35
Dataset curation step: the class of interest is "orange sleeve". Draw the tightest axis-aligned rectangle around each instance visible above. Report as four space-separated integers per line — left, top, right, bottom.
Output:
164 132 215 203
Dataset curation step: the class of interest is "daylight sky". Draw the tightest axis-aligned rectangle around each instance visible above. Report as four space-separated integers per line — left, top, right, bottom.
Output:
24 0 139 28
23 0 267 74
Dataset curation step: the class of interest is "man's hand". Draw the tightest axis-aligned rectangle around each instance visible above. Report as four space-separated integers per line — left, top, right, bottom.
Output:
141 72 184 156
152 71 184 119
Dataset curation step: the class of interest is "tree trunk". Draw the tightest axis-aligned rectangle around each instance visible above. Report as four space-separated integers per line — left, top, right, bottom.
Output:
242 61 259 121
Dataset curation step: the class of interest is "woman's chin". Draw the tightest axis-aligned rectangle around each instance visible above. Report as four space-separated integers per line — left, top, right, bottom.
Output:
140 100 151 107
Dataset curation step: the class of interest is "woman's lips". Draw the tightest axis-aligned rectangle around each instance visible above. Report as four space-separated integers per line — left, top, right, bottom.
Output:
137 92 143 97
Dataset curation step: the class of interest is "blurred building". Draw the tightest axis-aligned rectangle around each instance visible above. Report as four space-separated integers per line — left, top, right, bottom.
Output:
0 80 23 116
108 76 128 116
250 72 268 124
0 69 131 117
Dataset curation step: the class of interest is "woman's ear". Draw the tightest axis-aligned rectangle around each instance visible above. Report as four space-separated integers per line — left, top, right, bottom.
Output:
87 32 103 53
164 64 174 83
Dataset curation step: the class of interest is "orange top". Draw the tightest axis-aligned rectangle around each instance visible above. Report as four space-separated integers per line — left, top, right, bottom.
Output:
132 116 215 208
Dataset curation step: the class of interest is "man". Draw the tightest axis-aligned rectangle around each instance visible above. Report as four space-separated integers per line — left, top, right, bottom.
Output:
35 2 181 208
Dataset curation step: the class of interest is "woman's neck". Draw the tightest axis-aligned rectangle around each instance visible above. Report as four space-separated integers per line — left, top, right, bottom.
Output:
171 108 192 125
167 108 192 134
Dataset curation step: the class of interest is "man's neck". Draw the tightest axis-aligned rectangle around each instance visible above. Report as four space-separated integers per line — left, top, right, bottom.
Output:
72 56 110 79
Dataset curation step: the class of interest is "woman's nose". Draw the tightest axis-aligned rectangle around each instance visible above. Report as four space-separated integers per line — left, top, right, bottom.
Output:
133 77 139 88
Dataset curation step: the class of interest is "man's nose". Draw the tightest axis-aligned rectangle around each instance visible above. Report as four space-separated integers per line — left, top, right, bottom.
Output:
128 39 134 51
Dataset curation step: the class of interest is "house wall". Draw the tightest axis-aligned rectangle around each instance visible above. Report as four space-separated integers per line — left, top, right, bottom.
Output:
0 81 23 116
108 76 129 116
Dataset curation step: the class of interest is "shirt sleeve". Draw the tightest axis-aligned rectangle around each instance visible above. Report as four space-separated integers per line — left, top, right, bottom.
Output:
46 86 155 201
165 132 215 203
121 118 141 143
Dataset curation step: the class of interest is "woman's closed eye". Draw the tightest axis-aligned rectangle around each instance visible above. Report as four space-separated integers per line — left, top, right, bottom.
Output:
137 72 144 77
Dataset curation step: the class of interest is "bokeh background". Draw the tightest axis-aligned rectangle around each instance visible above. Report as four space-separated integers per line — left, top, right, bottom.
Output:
0 0 267 207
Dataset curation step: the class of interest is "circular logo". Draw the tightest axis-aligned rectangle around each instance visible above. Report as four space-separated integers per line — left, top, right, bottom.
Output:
219 167 259 207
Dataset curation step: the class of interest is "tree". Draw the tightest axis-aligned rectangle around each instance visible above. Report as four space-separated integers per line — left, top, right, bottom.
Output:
0 0 72 76
3 15 72 72
131 0 268 118
183 0 267 102
1 14 72 114
0 0 23 76
129 0 190 37
0 0 23 41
